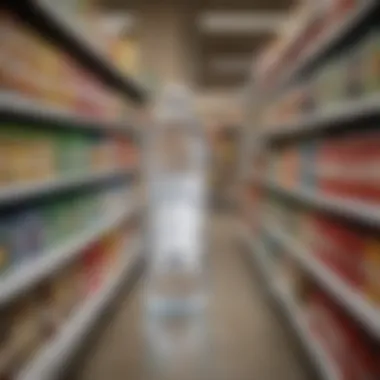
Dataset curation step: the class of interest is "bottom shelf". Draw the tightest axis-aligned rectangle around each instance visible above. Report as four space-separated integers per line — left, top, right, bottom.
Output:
19 239 142 380
242 227 339 380
273 285 339 380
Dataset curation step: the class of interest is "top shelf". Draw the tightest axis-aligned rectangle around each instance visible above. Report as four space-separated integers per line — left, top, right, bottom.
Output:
6 0 147 104
268 0 377 94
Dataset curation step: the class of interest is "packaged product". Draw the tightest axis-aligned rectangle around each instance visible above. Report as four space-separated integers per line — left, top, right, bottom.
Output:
309 293 351 379
7 211 35 265
0 220 10 275
345 42 365 98
0 297 43 378
363 236 380 306
29 130 57 181
4 127 31 184
363 30 380 94
55 131 90 175
50 264 81 321
318 132 380 204
299 140 318 188
91 135 115 171
102 229 123 270
42 199 69 246
0 130 12 186
311 216 365 288
81 242 105 296
33 282 61 339
277 146 299 188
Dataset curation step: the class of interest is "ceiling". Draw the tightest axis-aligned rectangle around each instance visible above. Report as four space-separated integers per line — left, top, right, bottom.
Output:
98 0 297 89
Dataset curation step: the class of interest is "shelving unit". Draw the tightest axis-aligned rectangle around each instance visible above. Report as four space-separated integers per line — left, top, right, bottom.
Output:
0 92 136 135
0 204 138 306
276 0 377 89
273 286 340 380
265 222 380 338
0 2 147 379
262 93 380 140
262 180 380 228
244 1 380 378
243 229 339 380
5 0 147 103
0 169 131 207
18 239 142 380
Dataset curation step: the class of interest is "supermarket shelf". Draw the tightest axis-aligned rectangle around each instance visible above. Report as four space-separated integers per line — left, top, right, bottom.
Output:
242 226 339 380
278 0 377 89
273 286 340 380
263 93 380 140
0 92 136 135
19 240 142 380
263 180 380 228
0 169 131 207
5 0 146 103
266 222 380 338
0 205 137 306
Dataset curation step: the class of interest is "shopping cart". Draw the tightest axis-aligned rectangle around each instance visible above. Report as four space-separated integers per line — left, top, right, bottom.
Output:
145 85 208 317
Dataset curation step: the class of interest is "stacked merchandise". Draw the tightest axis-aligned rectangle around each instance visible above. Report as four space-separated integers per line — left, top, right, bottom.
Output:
258 195 380 379
266 130 380 206
0 123 138 186
246 1 380 379
256 0 365 94
0 10 137 121
0 220 137 379
0 2 144 379
262 29 380 128
49 0 141 78
0 184 132 276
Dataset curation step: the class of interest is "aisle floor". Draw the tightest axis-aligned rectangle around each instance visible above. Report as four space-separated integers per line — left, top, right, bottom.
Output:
76 214 310 380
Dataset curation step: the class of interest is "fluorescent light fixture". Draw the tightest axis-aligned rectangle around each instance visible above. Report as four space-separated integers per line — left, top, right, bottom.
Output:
198 11 288 34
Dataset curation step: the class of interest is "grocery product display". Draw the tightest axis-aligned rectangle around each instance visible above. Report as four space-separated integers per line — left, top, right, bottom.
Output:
262 25 380 129
0 184 128 274
244 1 380 379
0 10 137 123
0 123 138 189
0 1 144 379
256 0 375 95
0 223 137 379
264 128 380 208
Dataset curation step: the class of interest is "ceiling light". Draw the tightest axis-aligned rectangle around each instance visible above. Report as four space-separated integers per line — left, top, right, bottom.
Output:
198 12 288 34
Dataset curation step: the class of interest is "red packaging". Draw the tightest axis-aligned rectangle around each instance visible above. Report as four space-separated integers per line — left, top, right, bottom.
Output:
317 132 380 205
81 242 105 296
313 292 352 379
311 216 365 289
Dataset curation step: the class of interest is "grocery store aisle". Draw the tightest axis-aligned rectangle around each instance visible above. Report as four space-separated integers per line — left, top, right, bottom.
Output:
76 213 310 380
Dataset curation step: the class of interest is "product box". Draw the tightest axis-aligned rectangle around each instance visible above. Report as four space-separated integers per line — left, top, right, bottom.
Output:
33 282 61 340
311 216 365 289
81 242 105 296
363 30 380 94
51 264 81 321
299 140 318 189
316 132 380 203
0 297 44 378
7 210 39 265
363 235 380 306
0 219 10 275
